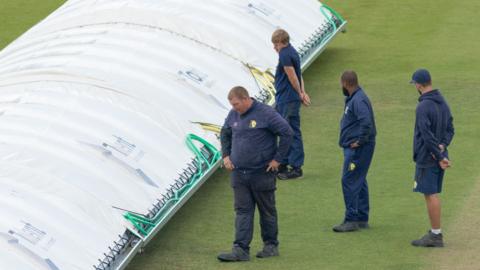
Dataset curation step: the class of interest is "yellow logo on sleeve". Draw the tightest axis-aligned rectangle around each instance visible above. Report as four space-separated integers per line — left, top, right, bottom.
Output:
249 120 257 128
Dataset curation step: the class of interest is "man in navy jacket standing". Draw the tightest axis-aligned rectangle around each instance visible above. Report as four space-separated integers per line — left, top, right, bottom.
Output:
410 69 454 247
333 71 376 232
271 29 311 180
218 86 293 261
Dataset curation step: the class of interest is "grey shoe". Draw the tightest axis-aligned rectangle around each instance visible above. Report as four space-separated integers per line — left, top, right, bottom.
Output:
411 231 444 247
356 221 369 229
333 222 359 232
217 246 250 262
256 244 279 258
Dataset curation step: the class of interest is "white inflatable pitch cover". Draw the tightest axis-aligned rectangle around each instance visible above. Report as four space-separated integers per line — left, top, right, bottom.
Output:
0 1 346 269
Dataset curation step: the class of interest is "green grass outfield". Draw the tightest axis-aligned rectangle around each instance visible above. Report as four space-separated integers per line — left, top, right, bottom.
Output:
1 1 479 269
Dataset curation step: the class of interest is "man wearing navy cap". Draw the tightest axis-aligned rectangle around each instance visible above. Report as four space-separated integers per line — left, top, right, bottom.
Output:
409 69 454 247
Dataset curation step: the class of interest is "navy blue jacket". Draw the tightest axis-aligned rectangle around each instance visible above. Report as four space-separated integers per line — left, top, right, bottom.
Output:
414 89 454 168
274 44 302 104
339 87 376 148
221 99 293 172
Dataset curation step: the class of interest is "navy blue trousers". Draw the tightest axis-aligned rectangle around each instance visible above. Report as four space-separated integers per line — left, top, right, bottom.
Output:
341 142 375 222
276 101 304 168
231 170 278 251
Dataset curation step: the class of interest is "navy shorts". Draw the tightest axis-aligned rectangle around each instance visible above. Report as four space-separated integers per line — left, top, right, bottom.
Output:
413 165 445 195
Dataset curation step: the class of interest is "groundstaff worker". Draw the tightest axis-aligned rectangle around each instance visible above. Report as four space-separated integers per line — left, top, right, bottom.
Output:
409 69 454 247
333 71 376 232
217 86 293 262
271 29 310 180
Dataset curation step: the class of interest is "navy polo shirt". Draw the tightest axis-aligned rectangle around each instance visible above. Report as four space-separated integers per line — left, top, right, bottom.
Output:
274 44 302 105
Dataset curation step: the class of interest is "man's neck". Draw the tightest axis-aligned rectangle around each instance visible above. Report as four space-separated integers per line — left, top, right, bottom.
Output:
421 86 434 95
348 86 359 96
279 43 289 51
240 99 254 115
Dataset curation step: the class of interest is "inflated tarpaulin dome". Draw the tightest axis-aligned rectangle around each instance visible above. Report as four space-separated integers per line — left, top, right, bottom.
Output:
0 1 346 269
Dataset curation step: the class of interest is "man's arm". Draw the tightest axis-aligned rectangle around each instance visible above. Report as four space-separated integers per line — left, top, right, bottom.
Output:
351 100 374 147
268 109 294 163
442 115 454 147
301 76 311 105
284 66 303 95
301 76 305 93
266 109 293 172
417 105 444 161
284 67 310 105
220 113 234 170
220 126 232 158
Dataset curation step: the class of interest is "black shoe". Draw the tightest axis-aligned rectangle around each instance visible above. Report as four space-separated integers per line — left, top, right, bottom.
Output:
217 246 250 262
256 244 279 258
355 221 369 229
277 164 288 174
278 167 303 180
332 222 359 232
411 230 444 247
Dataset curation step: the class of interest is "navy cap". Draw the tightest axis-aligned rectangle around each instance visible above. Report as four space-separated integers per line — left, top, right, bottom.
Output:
410 69 431 84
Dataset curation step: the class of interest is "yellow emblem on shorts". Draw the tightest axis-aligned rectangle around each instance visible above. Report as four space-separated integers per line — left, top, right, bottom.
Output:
349 162 356 171
414 181 418 189
249 120 257 128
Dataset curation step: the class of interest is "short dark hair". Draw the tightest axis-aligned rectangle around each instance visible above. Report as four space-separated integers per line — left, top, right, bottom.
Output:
228 86 250 100
341 70 359 88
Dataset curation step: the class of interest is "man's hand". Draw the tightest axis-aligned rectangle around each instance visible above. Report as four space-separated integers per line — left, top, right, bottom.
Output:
266 159 280 172
439 158 451 170
432 145 446 160
301 92 311 106
223 156 235 171
350 141 360 149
